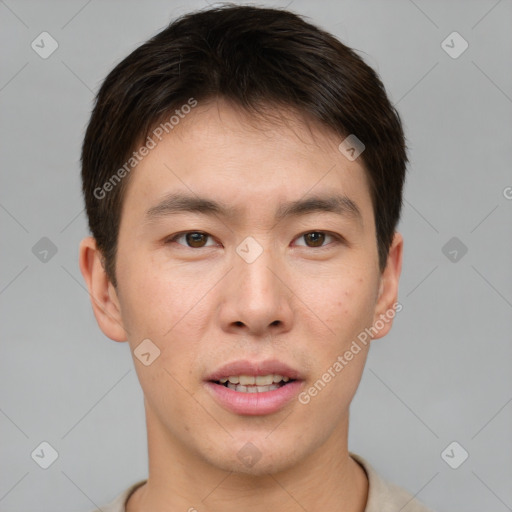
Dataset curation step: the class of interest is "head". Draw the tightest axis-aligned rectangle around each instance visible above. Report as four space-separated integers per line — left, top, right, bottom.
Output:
79 4 407 476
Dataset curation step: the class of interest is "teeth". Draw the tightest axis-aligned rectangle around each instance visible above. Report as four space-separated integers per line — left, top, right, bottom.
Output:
219 374 291 385
255 375 273 386
257 385 275 392
239 375 255 385
226 382 281 393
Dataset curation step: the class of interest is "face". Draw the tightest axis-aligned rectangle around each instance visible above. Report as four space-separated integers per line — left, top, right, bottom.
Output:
81 99 402 476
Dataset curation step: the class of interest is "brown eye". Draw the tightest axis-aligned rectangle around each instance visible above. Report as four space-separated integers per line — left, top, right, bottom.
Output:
167 231 215 248
185 232 208 247
303 232 326 247
294 231 340 249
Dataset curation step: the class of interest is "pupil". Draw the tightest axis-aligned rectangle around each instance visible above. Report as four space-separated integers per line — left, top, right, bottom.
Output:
306 232 324 247
187 232 206 247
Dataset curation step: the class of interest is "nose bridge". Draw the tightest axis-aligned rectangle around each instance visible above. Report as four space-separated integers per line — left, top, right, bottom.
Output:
235 235 281 303
220 234 292 334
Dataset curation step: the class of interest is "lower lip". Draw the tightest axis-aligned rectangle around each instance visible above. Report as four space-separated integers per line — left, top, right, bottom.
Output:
204 380 303 416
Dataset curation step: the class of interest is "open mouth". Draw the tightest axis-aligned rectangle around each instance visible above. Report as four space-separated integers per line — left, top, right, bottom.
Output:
205 366 303 415
211 374 295 393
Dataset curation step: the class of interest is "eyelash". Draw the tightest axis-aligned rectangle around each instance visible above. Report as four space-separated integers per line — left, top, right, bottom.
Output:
165 231 343 249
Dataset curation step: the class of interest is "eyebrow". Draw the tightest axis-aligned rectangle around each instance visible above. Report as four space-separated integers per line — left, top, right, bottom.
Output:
145 192 363 225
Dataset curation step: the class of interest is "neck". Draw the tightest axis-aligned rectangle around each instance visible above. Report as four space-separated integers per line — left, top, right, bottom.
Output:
127 403 368 512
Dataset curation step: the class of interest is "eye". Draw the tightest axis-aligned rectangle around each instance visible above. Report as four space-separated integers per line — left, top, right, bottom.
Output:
294 231 339 248
165 230 342 250
166 231 217 248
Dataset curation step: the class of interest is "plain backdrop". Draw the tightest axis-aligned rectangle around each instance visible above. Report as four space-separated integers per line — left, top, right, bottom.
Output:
1 1 511 511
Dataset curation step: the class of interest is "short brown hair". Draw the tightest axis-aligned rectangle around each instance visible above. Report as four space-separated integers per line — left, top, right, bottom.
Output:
81 4 408 286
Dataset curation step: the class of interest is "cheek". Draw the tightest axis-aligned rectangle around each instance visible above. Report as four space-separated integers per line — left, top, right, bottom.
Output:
116 257 213 378
118 276 172 339
300 282 374 421
116 246 194 337
304 274 377 348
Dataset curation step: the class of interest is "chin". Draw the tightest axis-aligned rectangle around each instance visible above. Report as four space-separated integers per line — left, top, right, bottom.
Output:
199 437 307 477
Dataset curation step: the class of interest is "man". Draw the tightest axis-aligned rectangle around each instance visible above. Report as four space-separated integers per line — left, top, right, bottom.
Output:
79 5 434 511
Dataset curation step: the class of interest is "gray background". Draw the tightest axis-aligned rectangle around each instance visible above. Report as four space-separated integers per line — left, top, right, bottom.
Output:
1 0 511 510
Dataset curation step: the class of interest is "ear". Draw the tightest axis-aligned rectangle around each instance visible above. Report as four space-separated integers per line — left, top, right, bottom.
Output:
78 236 127 342
371 231 403 340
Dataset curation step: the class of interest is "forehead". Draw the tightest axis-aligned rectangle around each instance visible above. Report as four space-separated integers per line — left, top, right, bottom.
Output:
121 99 374 225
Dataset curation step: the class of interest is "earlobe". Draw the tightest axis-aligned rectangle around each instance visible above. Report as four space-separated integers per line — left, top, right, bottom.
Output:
78 236 128 342
371 232 403 340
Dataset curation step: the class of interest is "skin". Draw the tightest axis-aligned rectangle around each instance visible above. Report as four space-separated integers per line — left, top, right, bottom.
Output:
79 98 403 512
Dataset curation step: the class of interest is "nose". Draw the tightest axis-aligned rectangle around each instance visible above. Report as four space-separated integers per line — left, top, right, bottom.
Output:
217 240 294 338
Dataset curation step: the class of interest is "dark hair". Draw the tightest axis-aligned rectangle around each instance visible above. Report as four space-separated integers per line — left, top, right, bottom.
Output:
81 3 408 286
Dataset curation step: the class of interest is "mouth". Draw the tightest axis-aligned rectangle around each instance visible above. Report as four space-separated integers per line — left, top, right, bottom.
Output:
211 374 295 393
204 359 304 415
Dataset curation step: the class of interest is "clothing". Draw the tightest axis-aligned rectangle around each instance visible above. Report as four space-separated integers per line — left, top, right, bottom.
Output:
89 452 434 512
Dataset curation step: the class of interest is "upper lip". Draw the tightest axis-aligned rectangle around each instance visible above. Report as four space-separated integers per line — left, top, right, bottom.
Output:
206 359 302 382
